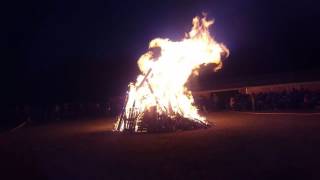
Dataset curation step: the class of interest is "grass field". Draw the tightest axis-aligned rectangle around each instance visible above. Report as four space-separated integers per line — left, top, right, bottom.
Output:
1 112 320 179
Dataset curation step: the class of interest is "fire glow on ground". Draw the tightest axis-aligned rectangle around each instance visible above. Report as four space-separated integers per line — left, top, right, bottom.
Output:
1 112 320 179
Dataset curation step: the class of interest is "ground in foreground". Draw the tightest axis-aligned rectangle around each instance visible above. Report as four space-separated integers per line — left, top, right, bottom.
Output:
1 112 320 179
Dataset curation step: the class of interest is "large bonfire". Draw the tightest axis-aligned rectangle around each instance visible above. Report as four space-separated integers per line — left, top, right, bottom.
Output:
115 15 229 132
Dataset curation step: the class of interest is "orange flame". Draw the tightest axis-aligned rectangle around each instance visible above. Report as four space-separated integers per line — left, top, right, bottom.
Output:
115 15 229 132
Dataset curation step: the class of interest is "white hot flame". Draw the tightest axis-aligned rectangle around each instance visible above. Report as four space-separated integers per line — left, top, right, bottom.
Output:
115 15 229 131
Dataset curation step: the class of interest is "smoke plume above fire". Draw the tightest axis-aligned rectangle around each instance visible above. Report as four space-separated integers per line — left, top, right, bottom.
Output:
115 14 229 132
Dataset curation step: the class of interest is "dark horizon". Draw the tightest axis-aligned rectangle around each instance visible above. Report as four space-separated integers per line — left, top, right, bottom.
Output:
3 0 320 104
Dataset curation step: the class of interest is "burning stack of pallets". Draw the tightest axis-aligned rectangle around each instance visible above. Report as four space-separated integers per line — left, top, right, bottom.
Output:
116 102 209 133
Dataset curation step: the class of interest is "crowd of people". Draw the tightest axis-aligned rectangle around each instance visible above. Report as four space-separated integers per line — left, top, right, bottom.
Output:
4 98 124 130
197 89 320 112
11 102 112 123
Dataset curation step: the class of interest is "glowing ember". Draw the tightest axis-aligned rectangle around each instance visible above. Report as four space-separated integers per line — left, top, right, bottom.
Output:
115 15 229 132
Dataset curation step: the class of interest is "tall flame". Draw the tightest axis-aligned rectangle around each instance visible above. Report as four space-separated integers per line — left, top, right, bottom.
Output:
115 15 229 132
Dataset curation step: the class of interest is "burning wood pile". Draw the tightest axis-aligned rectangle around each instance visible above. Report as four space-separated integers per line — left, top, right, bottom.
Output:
115 15 229 133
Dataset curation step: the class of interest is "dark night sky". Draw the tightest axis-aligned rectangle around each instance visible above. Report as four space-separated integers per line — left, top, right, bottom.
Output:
2 0 320 103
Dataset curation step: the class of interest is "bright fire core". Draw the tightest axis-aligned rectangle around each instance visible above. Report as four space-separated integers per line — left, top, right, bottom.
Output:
115 15 229 132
